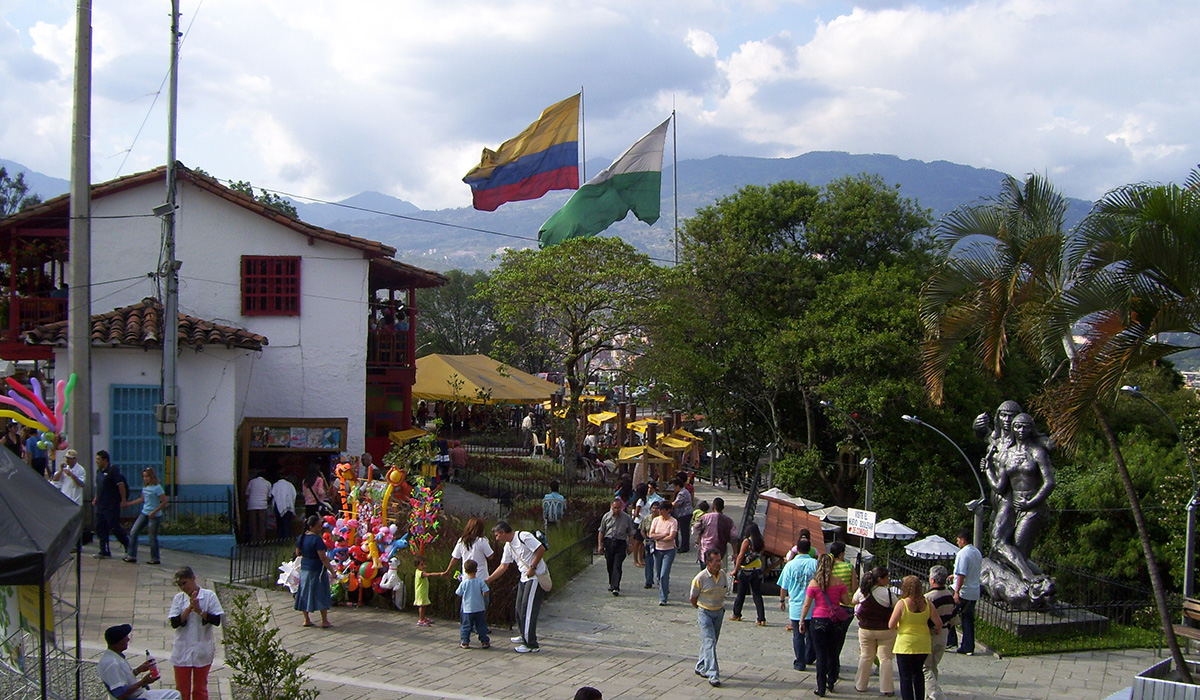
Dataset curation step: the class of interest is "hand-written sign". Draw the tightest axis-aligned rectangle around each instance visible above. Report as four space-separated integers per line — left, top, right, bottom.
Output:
846 508 877 538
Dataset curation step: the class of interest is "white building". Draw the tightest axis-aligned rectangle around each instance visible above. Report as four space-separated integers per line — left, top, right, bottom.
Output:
0 164 444 506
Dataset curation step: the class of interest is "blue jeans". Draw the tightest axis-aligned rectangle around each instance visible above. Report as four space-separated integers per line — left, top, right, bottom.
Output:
654 548 676 603
644 541 656 586
957 598 977 653
696 607 723 681
791 618 807 670
127 514 160 561
460 610 489 646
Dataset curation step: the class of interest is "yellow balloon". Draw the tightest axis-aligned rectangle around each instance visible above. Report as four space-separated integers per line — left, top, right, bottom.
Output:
0 410 49 433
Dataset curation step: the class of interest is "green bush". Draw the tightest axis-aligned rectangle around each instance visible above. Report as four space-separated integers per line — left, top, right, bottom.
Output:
977 618 1161 657
221 590 318 700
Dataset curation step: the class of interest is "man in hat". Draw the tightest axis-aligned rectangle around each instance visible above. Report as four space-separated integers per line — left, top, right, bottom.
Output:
99 624 180 699
50 448 86 505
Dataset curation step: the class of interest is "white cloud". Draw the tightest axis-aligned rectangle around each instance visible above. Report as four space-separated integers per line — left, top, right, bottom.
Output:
3 0 1199 210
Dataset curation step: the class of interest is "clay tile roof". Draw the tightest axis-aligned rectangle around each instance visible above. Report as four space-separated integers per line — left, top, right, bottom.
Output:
24 297 268 351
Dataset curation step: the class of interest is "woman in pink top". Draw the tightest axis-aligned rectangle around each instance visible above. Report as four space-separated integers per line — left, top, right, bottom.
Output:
647 501 678 606
301 466 329 518
799 555 852 697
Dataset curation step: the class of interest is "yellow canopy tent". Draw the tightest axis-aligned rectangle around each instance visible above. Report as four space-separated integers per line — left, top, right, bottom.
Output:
587 411 619 426
658 436 692 450
412 354 560 404
389 427 428 444
616 445 675 484
626 418 664 434
672 428 703 442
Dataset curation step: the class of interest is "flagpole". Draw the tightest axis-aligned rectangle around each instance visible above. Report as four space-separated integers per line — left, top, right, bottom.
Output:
579 87 586 182
672 109 678 265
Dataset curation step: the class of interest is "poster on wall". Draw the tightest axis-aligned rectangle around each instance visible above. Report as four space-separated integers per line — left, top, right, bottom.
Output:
267 428 291 447
322 428 342 449
289 428 308 449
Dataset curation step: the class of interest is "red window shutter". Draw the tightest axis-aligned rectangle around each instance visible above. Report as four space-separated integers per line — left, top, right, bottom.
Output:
241 256 300 316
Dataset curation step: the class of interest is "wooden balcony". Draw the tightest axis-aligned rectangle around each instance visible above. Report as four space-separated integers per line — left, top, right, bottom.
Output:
366 328 415 385
0 295 66 360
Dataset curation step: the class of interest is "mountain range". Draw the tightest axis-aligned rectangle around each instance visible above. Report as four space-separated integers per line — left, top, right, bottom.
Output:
5 152 1093 272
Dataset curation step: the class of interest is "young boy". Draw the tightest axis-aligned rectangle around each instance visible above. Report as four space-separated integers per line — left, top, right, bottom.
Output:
455 559 491 648
413 555 442 627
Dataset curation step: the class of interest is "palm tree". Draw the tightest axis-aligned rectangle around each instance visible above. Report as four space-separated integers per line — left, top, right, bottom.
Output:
920 171 1200 682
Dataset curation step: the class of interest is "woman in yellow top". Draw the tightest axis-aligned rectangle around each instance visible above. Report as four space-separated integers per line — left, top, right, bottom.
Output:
888 575 942 700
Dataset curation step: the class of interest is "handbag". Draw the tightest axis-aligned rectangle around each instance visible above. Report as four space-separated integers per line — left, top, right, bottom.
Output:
305 480 334 516
820 588 851 624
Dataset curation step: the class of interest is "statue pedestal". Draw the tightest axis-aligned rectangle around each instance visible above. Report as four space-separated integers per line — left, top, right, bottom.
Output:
981 599 1110 637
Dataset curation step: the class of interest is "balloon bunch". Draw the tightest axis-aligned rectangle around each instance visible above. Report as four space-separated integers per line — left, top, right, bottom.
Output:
318 513 409 600
1 374 76 450
406 476 443 556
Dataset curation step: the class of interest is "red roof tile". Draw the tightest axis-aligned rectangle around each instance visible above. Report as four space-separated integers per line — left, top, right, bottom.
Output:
25 297 268 351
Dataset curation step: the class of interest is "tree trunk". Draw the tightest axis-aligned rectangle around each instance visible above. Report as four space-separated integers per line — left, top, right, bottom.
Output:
1096 405 1193 684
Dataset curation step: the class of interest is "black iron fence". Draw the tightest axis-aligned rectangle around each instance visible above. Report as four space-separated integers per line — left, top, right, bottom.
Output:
158 489 237 536
229 539 293 585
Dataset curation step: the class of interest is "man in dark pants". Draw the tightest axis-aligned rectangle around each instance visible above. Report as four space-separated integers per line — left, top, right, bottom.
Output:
953 528 982 654
597 498 636 595
92 450 130 558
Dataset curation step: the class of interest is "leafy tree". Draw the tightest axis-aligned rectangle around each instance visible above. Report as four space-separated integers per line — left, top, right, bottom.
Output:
481 237 660 479
920 170 1200 682
228 179 298 218
415 269 497 355
0 167 41 217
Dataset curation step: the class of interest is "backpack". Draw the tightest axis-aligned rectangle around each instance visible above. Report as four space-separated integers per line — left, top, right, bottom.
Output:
532 530 550 551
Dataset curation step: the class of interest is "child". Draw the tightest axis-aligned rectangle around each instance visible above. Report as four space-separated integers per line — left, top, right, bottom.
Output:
413 555 442 626
124 468 168 564
455 559 491 648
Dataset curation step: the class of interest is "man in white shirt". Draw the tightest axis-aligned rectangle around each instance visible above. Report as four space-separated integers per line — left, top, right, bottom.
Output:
486 521 547 654
269 476 297 539
953 528 983 655
98 624 180 700
50 448 86 505
359 452 377 481
244 471 271 542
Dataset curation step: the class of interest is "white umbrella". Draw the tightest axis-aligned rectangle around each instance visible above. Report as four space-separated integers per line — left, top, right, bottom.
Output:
759 487 824 510
812 505 848 522
873 518 918 540
904 534 959 559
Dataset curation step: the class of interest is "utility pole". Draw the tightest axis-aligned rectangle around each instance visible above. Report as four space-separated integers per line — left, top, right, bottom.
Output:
156 0 181 492
68 0 93 527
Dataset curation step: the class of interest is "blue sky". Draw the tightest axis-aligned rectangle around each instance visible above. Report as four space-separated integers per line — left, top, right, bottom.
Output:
2 0 1197 210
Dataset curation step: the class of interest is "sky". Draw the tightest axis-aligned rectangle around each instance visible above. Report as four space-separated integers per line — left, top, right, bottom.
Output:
1 0 1197 211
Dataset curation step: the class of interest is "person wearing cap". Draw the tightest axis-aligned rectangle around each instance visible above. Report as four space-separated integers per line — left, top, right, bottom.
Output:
50 448 86 505
99 624 181 699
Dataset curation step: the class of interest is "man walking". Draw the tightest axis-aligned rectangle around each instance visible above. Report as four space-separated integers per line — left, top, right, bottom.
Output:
692 496 735 566
92 450 130 559
691 549 729 687
486 521 548 653
597 498 635 595
778 539 818 671
270 474 297 539
953 528 982 654
244 471 271 542
925 564 959 699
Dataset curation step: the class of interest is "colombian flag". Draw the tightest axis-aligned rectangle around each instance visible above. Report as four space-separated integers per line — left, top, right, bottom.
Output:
462 94 580 212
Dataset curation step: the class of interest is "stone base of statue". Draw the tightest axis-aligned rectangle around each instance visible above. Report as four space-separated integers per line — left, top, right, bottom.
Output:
980 557 1056 610
979 597 1111 638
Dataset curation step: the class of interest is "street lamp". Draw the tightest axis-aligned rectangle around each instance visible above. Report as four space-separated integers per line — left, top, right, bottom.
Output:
1121 385 1199 600
901 414 988 548
819 400 876 510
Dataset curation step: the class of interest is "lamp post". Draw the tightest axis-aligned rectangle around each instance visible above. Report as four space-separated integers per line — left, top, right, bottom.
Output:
819 400 875 510
1121 385 1199 601
902 414 988 548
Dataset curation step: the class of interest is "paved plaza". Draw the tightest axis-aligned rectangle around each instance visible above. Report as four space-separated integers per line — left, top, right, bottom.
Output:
72 482 1159 699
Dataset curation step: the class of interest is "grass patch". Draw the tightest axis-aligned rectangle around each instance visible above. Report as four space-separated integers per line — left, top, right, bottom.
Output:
978 618 1162 657
160 512 232 536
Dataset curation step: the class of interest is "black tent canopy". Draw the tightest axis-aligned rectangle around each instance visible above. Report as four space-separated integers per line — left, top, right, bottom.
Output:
0 447 82 585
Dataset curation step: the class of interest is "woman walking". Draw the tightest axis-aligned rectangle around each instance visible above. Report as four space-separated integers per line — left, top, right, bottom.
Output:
442 517 495 577
294 515 337 628
799 554 851 697
125 468 168 564
301 466 330 518
647 499 678 605
889 575 942 700
729 522 766 625
630 483 649 568
853 566 897 695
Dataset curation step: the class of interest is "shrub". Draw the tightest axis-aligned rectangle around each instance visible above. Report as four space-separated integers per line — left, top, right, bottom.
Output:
221 590 318 700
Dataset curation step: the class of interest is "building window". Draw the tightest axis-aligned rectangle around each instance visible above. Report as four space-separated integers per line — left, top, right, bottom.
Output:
241 256 300 316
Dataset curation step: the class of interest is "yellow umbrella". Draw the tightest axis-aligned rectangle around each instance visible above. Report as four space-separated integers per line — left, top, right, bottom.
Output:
389 427 428 444
616 446 674 463
659 436 691 450
587 411 619 426
673 428 703 442
626 418 664 434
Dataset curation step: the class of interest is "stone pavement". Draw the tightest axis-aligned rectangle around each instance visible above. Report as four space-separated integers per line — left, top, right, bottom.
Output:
71 481 1160 700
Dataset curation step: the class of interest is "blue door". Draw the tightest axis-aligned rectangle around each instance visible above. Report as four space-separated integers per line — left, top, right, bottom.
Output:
110 385 163 488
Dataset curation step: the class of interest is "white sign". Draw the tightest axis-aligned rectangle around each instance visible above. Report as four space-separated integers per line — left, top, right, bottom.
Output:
846 508 877 538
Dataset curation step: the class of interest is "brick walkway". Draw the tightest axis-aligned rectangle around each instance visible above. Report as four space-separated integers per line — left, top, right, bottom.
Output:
69 481 1158 699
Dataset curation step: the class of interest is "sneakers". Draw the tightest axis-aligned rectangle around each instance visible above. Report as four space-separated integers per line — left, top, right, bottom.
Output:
514 644 540 653
92 552 111 559
481 642 490 649
147 560 160 565
122 557 136 563
709 679 721 687
416 619 432 627
459 643 470 648
612 589 620 596
510 636 525 644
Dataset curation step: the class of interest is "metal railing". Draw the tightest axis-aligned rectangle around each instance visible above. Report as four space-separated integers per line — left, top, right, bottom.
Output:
229 539 293 585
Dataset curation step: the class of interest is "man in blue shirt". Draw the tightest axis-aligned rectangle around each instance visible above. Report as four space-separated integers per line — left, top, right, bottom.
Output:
778 539 818 671
953 528 983 654
92 450 130 558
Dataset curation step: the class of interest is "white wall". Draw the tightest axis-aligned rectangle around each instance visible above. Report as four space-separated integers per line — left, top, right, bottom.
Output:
81 177 371 486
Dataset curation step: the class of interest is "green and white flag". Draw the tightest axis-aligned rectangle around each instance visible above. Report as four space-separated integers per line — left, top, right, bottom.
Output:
538 117 670 248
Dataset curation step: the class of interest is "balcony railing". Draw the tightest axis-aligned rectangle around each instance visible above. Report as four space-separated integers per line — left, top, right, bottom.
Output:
367 328 411 368
2 295 67 339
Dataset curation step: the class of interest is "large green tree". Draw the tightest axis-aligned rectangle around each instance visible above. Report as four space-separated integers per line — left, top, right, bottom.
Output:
415 269 497 356
481 237 660 479
920 171 1200 682
0 167 41 217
